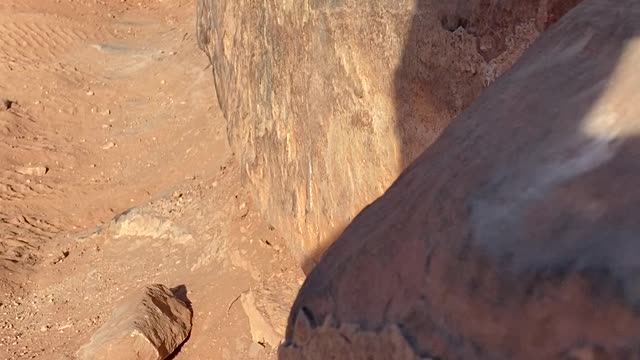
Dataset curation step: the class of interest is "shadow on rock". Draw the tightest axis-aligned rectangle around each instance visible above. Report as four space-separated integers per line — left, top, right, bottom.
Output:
167 284 193 360
282 0 640 359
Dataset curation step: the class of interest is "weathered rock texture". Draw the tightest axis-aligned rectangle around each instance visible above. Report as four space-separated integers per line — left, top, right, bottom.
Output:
77 284 192 360
282 0 640 358
196 0 582 264
241 290 286 349
281 315 427 360
107 208 194 245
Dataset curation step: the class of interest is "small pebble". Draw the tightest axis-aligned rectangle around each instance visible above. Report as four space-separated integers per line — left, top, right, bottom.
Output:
16 166 48 176
0 98 13 111
102 142 116 150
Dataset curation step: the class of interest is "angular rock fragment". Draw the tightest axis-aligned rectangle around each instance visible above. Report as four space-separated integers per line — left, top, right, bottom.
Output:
77 284 192 360
0 98 12 111
16 166 48 176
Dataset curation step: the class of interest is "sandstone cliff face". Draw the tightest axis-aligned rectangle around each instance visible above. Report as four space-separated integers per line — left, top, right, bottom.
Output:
196 0 581 265
283 0 640 358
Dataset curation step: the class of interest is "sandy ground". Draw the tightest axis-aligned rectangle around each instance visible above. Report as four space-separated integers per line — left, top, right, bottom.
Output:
0 0 303 358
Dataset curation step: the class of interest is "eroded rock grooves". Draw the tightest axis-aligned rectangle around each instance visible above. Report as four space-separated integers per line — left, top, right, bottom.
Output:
283 0 640 358
196 0 583 265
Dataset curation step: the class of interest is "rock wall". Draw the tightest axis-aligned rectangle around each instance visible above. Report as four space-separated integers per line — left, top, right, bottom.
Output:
283 0 640 358
196 0 582 265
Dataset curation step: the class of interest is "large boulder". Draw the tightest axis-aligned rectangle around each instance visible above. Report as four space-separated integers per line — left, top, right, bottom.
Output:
281 0 640 358
196 0 582 265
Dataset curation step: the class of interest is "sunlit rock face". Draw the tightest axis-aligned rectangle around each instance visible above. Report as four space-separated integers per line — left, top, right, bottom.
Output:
196 0 583 265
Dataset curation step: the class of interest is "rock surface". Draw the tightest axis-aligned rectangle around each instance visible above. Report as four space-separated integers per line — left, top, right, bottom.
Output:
282 0 640 359
107 208 194 245
241 291 285 349
0 98 12 111
196 0 582 264
15 165 48 176
77 284 192 360
281 313 427 360
240 281 300 350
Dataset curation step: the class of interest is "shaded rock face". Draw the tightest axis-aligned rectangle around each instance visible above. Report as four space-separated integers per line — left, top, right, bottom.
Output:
196 0 583 264
282 0 640 359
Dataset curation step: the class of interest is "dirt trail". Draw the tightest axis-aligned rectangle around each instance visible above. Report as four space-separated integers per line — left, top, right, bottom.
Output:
0 1 302 358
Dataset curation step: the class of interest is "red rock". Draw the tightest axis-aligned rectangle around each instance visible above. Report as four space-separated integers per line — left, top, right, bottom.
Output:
281 0 640 358
196 0 583 266
77 284 192 360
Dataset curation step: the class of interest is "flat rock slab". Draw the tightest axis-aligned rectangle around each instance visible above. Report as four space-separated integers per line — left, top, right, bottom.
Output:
77 284 192 360
107 208 194 245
